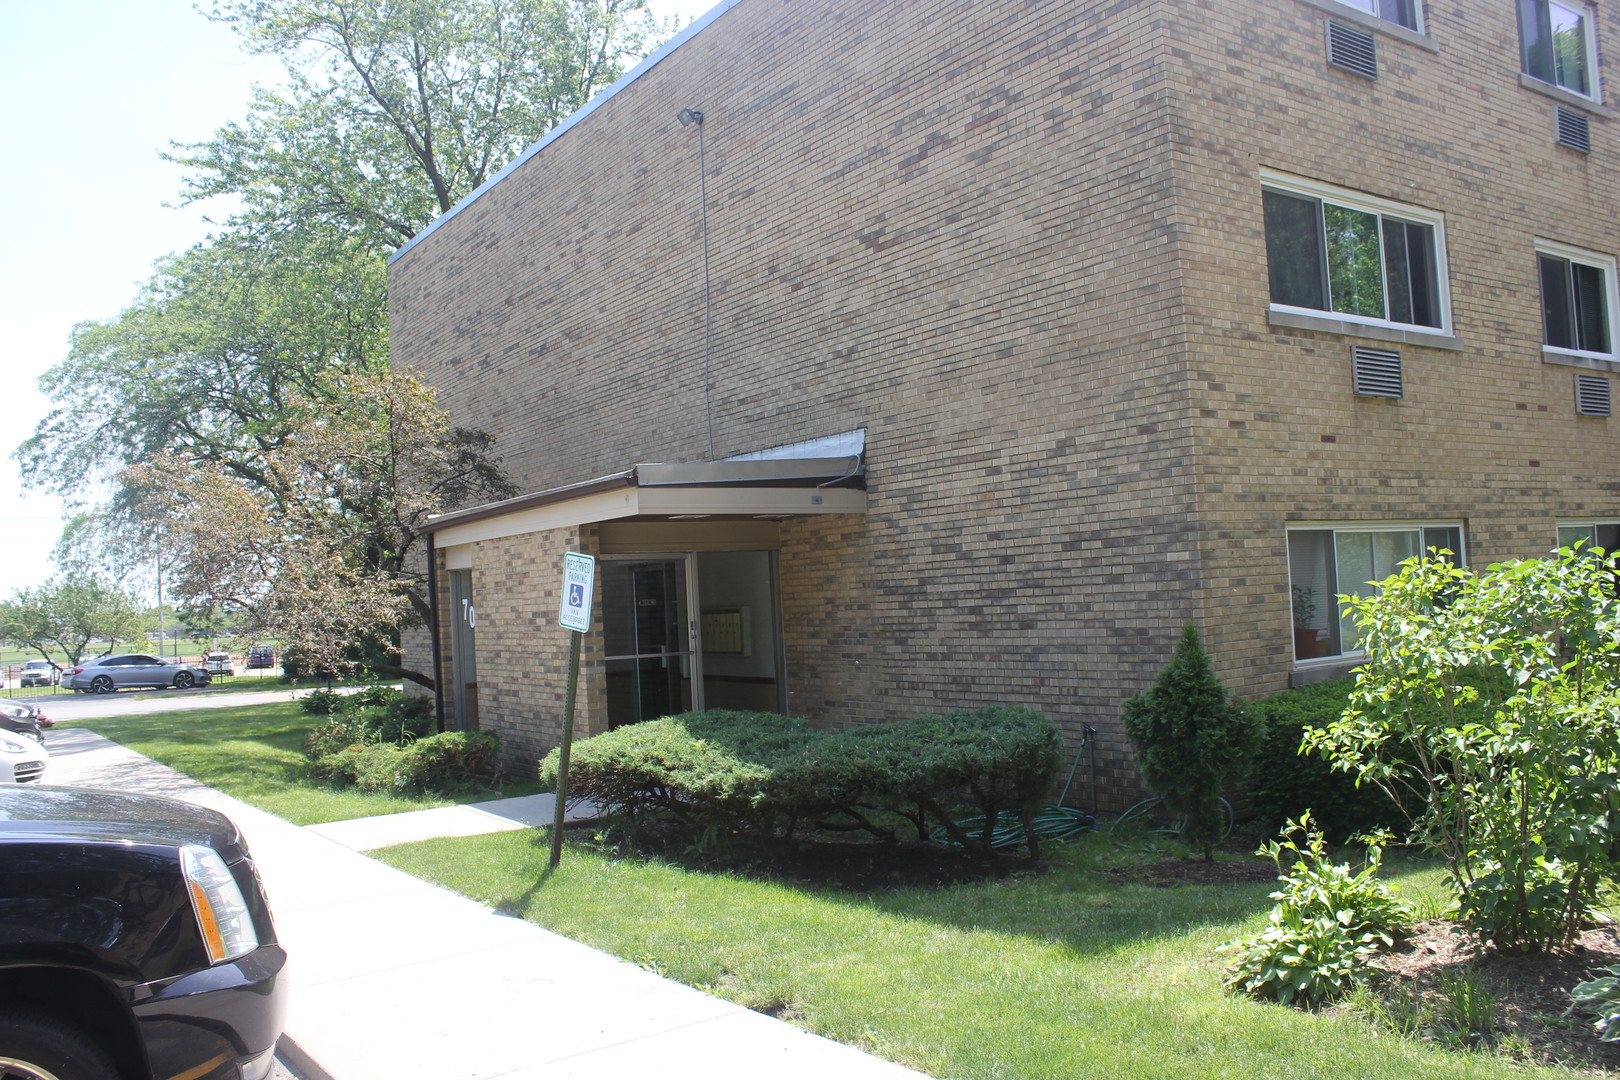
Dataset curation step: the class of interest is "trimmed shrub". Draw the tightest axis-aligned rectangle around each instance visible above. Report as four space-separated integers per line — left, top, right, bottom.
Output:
540 706 1062 853
1246 679 1407 840
332 731 502 794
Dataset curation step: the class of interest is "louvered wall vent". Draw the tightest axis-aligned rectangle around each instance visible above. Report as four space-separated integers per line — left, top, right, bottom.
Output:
1575 373 1611 416
1556 106 1592 153
1326 21 1378 79
1352 346 1403 398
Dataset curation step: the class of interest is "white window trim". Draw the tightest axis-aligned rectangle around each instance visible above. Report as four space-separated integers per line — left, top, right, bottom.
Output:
1286 521 1466 667
1536 238 1620 363
1260 167 1455 338
1295 0 1438 50
1557 520 1620 542
1525 0 1604 103
1335 0 1422 34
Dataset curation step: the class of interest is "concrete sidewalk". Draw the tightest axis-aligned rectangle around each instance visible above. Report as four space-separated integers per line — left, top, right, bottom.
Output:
42 728 928 1080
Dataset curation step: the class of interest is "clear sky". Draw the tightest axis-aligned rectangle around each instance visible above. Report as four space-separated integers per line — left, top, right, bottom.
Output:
0 0 713 600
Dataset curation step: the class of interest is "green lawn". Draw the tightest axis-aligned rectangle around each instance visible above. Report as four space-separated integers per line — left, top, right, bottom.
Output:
65 702 1588 1079
374 832 1536 1080
59 701 543 824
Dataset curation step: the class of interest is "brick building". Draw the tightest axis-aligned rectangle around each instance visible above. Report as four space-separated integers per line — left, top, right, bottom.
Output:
390 0 1620 805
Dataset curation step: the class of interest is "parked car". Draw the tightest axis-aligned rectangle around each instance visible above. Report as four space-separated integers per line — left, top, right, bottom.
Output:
245 646 276 670
18 659 59 687
0 729 47 783
0 786 288 1079
203 651 235 676
62 654 213 694
0 700 51 744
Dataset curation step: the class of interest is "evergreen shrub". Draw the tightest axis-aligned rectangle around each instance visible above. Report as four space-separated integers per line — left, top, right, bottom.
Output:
540 706 1061 852
1246 679 1408 840
1121 623 1262 859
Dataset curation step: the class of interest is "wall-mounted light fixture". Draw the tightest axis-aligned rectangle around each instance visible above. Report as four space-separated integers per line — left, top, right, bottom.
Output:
677 106 715 460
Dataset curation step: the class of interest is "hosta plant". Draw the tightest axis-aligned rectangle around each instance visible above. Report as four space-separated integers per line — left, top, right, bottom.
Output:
1567 965 1620 1041
1225 814 1410 1007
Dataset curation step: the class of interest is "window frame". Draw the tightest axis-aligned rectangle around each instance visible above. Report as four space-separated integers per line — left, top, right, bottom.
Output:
1536 240 1619 362
1557 520 1620 552
1260 169 1454 338
1335 0 1422 32
1519 0 1603 101
1286 522 1465 665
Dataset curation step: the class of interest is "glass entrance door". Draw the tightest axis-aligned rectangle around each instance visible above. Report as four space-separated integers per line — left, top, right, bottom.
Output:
602 557 695 728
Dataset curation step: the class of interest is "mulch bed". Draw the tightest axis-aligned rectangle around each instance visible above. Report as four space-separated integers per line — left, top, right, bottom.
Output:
1345 919 1620 1073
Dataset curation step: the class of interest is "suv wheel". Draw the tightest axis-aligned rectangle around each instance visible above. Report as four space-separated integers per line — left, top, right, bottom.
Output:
0 1013 118 1080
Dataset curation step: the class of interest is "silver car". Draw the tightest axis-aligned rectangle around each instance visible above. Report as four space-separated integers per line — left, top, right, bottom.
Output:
63 654 213 694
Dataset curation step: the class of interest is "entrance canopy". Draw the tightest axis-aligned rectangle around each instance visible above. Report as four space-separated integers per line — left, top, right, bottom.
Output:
421 455 867 548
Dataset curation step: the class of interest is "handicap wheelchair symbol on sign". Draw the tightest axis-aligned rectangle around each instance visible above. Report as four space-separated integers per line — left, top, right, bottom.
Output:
558 552 596 632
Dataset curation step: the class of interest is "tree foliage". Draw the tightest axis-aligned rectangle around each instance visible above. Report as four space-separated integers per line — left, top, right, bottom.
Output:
17 0 667 685
1120 622 1261 861
1304 546 1620 951
18 232 386 500
0 580 145 667
177 0 666 247
122 372 515 686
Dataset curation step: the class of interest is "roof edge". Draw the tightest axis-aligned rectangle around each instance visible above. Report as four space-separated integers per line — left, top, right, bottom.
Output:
388 0 745 268
422 470 636 533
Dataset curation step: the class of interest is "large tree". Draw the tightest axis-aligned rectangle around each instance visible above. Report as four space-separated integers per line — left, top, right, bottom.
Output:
122 372 514 686
0 580 145 668
18 231 386 500
177 0 665 247
17 0 668 686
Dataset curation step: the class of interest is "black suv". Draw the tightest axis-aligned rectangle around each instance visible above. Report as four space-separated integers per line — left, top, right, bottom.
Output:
0 787 288 1080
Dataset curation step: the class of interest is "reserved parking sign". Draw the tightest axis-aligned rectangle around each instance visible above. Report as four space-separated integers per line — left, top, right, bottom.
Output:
558 552 596 632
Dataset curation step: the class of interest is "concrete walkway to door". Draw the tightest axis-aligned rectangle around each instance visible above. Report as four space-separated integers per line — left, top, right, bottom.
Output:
42 727 930 1080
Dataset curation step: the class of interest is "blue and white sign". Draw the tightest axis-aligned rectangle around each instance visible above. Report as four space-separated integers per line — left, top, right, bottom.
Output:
558 552 596 633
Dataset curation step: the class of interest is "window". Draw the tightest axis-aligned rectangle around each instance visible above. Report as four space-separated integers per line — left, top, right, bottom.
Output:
1288 524 1462 662
1339 0 1420 31
1262 172 1448 332
1538 242 1617 358
1520 0 1599 98
1558 520 1620 552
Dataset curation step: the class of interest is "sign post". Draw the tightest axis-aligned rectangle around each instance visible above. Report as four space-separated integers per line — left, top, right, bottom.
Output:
550 552 596 868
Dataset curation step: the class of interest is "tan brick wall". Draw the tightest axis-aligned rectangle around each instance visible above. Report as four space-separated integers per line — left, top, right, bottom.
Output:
430 527 607 780
1148 0 1620 700
396 0 1620 806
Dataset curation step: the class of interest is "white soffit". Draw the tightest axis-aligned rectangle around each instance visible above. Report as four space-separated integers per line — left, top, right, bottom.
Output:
429 480 865 548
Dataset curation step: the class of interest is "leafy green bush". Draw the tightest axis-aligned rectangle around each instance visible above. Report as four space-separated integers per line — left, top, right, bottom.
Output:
1224 814 1410 1007
1246 680 1407 840
540 706 1062 853
1305 547 1620 950
299 688 344 716
1567 965 1620 1042
326 731 502 794
1121 623 1262 860
304 685 444 786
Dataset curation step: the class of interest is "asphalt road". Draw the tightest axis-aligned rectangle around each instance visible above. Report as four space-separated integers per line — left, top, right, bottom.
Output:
12 684 359 724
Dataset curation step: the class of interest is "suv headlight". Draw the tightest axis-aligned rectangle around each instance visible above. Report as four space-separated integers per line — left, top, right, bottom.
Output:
180 845 260 963
0 733 31 755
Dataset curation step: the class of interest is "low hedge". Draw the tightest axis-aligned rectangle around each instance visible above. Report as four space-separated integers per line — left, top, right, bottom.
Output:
317 731 501 794
539 707 1062 854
